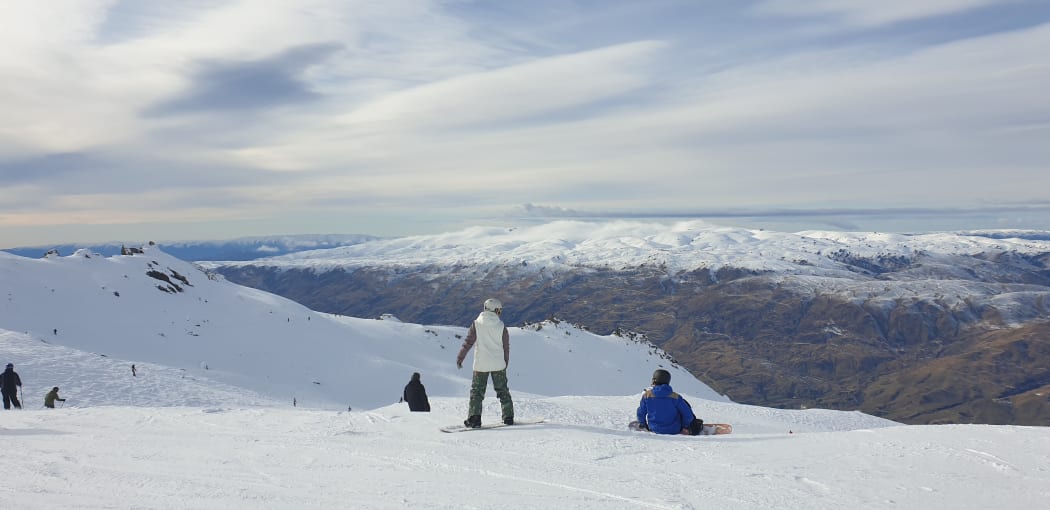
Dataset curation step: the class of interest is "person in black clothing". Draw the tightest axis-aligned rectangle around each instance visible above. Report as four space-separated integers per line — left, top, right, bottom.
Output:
401 372 431 412
1 363 22 409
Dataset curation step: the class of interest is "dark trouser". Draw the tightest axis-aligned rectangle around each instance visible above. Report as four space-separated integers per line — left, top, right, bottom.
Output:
468 369 513 420
2 390 20 409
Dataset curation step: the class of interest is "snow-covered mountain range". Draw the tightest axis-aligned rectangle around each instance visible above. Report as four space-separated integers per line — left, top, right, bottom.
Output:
207 220 1050 274
208 221 1050 328
202 220 1050 425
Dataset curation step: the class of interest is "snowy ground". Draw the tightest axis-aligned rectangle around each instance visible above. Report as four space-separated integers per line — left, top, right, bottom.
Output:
3 396 1049 509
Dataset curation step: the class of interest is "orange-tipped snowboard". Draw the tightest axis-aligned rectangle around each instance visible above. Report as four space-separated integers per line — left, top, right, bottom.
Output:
629 421 732 435
701 423 733 435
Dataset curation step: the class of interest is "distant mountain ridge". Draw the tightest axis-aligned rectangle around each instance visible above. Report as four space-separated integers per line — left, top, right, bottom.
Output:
203 220 1050 425
2 234 380 261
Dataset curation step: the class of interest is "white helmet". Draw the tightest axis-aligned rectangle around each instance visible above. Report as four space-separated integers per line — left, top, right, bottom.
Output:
483 298 503 312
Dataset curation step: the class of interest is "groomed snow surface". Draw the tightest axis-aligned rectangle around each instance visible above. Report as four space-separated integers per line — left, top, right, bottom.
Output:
3 393 1049 509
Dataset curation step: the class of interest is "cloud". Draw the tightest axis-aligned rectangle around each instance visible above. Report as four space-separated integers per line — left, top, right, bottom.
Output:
341 40 668 130
0 149 312 231
147 43 343 116
0 151 292 192
752 0 1008 27
513 202 1050 220
514 204 587 218
508 202 1050 233
221 39 668 171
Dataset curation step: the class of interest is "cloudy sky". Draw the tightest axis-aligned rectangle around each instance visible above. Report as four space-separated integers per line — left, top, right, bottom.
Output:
2 0 1049 248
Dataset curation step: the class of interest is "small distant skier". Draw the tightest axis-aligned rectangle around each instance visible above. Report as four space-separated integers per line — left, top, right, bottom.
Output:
401 372 431 412
456 298 514 428
293 398 297 407
44 387 66 408
131 364 137 377
632 369 703 435
1 363 22 409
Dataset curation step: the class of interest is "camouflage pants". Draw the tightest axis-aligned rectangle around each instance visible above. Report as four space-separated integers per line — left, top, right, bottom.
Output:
468 369 514 420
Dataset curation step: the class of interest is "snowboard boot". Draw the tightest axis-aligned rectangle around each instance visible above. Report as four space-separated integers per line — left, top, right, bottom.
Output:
503 416 514 425
464 415 481 428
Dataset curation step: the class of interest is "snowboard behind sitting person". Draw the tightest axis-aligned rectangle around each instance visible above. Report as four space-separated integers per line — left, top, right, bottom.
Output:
635 369 703 435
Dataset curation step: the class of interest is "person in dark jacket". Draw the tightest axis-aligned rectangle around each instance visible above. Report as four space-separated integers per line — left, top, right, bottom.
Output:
44 387 66 408
1 363 22 409
634 369 699 435
401 372 431 412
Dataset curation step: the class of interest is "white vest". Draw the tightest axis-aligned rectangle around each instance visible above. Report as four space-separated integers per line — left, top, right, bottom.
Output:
472 311 507 372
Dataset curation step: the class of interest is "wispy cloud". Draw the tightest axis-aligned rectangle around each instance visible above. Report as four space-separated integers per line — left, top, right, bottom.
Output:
514 202 1050 220
752 0 1009 27
511 202 1050 233
343 41 666 130
147 43 343 116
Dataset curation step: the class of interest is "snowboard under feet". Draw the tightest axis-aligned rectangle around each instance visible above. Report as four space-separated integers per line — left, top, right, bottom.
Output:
440 418 545 433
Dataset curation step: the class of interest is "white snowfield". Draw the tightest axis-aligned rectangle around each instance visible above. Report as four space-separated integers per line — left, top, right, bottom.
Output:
2 238 1050 508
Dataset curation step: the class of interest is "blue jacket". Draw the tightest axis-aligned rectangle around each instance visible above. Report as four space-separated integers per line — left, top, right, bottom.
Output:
636 384 695 435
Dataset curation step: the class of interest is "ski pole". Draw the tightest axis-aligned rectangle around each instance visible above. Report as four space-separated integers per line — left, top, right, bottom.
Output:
19 386 24 410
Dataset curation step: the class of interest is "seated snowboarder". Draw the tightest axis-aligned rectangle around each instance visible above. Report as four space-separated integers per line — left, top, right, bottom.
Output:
633 369 703 435
44 386 66 408
401 372 431 412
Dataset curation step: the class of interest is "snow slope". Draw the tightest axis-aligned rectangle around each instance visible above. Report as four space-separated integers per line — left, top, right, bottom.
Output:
0 247 719 409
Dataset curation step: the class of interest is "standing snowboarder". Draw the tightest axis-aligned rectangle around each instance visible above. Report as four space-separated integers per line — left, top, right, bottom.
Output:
401 372 431 412
131 364 137 377
456 298 514 428
1 363 22 409
44 387 66 408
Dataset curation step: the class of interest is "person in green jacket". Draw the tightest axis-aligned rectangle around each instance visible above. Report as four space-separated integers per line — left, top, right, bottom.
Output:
44 387 66 408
